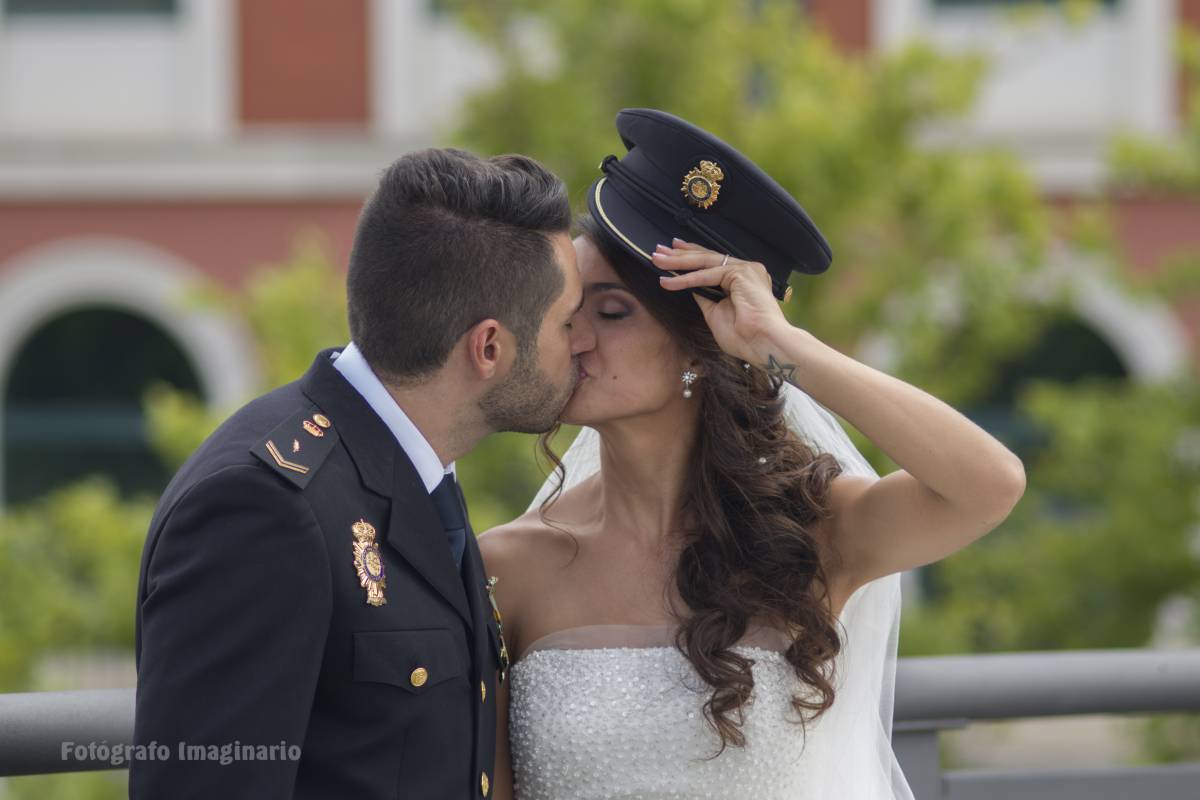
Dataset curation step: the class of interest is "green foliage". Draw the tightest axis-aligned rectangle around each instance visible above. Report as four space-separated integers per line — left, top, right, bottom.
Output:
455 425 580 533
0 235 355 696
902 378 1200 653
0 233 562 795
446 0 1057 405
0 479 153 690
145 231 350 470
230 232 352 388
1110 26 1200 193
0 0 1198 779
140 233 565 532
3 770 127 800
444 0 1200 759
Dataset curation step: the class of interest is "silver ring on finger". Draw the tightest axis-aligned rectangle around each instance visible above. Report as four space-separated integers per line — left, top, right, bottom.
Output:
720 253 730 266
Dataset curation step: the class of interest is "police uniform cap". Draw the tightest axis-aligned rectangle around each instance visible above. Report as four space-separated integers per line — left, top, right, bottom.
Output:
586 108 833 302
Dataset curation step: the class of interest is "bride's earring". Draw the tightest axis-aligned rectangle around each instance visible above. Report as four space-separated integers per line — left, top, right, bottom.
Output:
681 370 698 399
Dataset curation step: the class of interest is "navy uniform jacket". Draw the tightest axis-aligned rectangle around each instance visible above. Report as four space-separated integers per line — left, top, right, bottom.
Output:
131 348 503 799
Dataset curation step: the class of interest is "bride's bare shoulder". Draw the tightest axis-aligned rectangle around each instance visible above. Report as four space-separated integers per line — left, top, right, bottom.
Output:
477 489 590 640
477 486 590 579
477 513 570 569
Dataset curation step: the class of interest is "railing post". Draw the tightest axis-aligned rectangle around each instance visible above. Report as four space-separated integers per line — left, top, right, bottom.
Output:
894 718 966 800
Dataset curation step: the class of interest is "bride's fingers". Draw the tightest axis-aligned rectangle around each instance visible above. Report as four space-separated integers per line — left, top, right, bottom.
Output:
669 238 714 253
658 265 731 290
651 249 731 270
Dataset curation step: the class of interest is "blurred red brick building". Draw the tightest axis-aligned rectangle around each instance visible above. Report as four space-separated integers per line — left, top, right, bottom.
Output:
0 0 1196 505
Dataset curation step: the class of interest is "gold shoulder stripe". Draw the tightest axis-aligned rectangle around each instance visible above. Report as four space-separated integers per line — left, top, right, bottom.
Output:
265 440 310 474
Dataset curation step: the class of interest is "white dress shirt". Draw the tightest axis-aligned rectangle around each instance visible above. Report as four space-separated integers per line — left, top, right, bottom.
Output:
331 342 455 494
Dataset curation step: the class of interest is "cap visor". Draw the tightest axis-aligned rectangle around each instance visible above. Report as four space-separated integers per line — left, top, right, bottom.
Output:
587 176 726 303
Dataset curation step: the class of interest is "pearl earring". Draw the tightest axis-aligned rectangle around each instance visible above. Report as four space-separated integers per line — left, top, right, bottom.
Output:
681 370 697 398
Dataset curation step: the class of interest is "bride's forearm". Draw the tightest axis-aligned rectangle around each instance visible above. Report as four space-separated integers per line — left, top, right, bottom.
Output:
749 322 1025 516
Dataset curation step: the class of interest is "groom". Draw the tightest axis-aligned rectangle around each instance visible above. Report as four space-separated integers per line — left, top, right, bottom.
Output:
130 148 585 798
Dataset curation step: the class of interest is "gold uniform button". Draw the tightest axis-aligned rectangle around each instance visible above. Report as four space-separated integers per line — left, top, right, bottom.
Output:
409 667 428 688
312 413 332 429
480 680 487 703
481 771 490 796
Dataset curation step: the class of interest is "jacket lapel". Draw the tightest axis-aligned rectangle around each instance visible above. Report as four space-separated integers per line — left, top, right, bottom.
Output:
300 348 472 628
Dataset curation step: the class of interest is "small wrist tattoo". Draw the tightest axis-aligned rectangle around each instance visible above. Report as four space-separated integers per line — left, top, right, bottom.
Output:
764 354 797 386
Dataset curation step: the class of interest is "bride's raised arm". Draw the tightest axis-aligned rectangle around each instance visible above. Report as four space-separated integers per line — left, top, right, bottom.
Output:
654 239 1026 593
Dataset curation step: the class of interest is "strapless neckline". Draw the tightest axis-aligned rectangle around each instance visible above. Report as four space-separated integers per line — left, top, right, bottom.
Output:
511 621 792 669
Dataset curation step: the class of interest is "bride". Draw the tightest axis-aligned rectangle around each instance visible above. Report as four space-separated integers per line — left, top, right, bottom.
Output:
478 109 1026 800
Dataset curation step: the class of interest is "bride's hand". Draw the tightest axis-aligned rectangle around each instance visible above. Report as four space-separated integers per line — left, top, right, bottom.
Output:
652 239 793 365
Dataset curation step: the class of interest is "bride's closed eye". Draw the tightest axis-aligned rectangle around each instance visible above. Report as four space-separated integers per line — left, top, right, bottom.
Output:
596 298 633 320
582 281 636 320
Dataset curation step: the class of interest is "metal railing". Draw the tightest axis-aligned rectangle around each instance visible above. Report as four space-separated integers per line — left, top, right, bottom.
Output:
892 648 1200 799
1 649 1198 799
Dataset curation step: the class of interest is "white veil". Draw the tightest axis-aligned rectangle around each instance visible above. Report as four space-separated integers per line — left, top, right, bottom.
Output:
524 379 915 799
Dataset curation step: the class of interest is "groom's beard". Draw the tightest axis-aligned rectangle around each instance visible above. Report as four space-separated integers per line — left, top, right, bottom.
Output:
479 345 576 434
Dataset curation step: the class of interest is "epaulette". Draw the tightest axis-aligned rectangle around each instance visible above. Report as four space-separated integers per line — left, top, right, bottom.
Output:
250 406 340 490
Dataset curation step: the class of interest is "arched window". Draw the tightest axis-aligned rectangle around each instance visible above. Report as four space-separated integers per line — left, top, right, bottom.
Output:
966 313 1129 464
3 306 203 504
0 236 260 508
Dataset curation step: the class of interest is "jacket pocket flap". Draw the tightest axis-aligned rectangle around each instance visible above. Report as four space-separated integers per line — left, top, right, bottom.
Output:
353 628 466 692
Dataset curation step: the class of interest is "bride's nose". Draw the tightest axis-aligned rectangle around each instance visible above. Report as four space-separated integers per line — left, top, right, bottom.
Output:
569 310 596 355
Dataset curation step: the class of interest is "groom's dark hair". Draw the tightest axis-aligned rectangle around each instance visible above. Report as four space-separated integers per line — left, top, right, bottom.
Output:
347 147 571 384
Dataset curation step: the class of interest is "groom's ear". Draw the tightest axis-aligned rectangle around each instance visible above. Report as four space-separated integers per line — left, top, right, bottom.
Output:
462 318 513 381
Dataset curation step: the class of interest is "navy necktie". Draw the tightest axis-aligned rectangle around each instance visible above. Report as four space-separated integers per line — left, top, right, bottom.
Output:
429 473 467 571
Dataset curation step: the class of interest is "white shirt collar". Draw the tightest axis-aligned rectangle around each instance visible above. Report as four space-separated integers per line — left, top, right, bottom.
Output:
331 342 455 494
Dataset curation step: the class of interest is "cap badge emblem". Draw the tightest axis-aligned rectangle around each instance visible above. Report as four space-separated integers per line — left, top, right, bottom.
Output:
681 160 725 210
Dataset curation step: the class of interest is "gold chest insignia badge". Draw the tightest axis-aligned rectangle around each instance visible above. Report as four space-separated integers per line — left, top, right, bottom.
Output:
352 519 387 607
681 160 725 210
485 576 511 682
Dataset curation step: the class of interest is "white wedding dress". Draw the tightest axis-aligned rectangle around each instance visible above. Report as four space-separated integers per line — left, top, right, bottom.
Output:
512 384 916 799
508 623 823 799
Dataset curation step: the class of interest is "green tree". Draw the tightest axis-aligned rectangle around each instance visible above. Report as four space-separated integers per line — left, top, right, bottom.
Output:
0 235 563 797
1092 17 1200 763
1111 25 1200 193
5 5 1200 792
443 0 1200 762
0 229 568 681
449 0 1059 391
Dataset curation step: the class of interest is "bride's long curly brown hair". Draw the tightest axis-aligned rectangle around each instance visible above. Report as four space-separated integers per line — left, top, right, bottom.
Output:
535 214 848 755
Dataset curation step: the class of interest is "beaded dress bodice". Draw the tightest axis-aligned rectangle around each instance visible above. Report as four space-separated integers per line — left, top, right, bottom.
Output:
507 624 822 800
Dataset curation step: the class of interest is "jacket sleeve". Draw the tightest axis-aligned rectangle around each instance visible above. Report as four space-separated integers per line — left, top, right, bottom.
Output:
130 464 332 799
